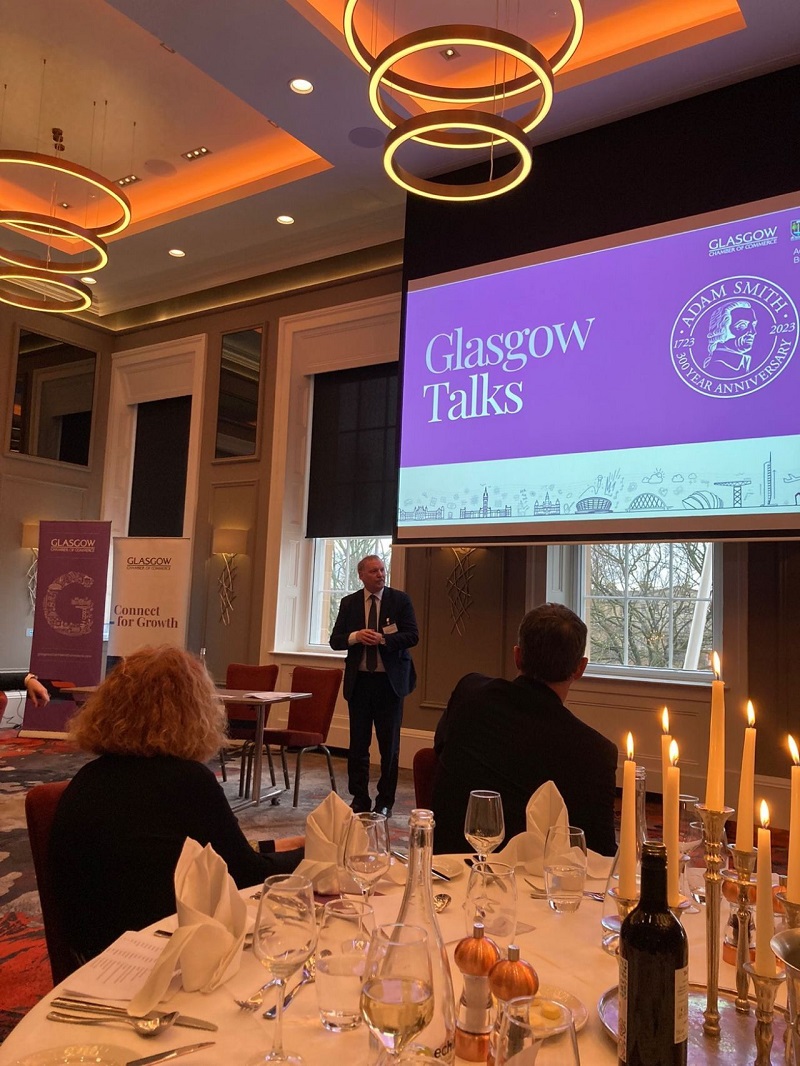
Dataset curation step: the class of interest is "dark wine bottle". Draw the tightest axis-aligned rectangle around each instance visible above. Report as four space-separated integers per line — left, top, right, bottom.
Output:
618 841 688 1066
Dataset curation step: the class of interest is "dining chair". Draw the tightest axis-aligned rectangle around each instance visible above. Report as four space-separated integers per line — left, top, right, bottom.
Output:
24 779 78 985
412 746 440 810
223 662 279 795
260 665 343 807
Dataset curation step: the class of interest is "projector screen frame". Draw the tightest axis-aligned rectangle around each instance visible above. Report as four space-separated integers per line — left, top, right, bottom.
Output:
395 189 800 547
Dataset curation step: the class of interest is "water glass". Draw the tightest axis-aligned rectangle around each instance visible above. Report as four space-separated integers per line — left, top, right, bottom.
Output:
464 860 517 954
495 995 580 1066
543 825 587 913
315 898 375 1032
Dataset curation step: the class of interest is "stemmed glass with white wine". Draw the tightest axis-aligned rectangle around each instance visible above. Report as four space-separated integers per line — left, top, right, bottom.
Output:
464 790 505 862
344 811 391 903
360 924 434 1061
250 874 317 1066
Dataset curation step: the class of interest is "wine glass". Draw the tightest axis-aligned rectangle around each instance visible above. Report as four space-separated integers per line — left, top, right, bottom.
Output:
678 795 703 913
344 811 391 902
250 874 317 1066
464 790 505 862
360 923 434 1060
495 995 580 1066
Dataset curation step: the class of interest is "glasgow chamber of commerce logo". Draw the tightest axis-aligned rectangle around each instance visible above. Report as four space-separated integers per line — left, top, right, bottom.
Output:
670 275 799 398
791 219 800 241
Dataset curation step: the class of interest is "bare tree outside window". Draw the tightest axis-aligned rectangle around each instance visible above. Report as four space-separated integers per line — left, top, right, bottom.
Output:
583 542 713 671
309 536 393 645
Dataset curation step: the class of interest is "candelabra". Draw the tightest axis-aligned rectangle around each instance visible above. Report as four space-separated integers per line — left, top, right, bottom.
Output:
743 962 786 1066
727 850 757 1013
696 803 734 1038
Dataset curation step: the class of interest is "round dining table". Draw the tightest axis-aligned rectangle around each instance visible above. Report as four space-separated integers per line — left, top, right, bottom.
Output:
0 859 749 1066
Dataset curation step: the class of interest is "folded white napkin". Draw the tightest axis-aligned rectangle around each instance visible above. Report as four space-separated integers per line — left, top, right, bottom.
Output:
495 781 611 881
129 839 247 1013
294 790 354 895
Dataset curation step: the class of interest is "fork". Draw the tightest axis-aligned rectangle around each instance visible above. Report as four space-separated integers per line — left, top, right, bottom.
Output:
263 956 316 1019
234 978 279 1012
524 877 604 902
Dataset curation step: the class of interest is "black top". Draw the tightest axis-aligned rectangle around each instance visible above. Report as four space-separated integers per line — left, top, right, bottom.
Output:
50 754 302 961
432 673 618 856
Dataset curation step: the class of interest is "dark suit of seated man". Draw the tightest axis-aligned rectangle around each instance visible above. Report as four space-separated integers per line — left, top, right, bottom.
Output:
432 602 618 857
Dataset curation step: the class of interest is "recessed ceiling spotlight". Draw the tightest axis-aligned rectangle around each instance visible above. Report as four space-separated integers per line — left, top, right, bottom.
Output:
116 173 141 187
440 47 460 60
59 201 70 209
81 276 97 285
289 78 314 94
168 248 186 257
181 145 211 161
276 214 295 225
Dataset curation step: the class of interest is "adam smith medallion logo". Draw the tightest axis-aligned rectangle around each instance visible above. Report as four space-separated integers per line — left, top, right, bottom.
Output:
671 276 798 397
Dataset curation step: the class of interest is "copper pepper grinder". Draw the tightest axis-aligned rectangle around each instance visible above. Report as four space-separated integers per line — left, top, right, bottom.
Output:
454 921 501 1061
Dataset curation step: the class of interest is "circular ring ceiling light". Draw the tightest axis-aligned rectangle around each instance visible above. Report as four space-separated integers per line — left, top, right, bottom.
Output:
0 151 132 237
383 110 534 202
368 27 554 149
0 211 109 273
0 267 92 312
343 1 584 202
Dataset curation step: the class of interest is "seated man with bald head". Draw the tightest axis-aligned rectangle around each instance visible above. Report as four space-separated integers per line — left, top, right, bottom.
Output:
432 603 618 856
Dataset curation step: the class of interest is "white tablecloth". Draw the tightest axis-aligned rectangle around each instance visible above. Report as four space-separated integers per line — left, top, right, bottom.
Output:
0 861 722 1066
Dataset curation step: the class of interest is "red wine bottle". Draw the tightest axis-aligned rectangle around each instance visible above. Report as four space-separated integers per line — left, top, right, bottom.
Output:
618 841 688 1066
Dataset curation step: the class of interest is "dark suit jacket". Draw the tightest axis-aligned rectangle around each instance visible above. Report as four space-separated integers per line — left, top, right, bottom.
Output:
432 673 618 856
330 585 418 700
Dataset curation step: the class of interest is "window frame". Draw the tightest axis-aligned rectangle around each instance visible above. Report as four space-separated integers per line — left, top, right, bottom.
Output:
308 535 393 648
547 540 722 683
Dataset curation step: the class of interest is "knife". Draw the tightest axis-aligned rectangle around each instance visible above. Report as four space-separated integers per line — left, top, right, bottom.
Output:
126 1041 215 1066
391 849 451 882
51 999 217 1032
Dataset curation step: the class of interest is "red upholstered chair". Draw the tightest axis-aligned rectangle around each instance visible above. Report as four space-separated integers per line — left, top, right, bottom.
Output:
25 780 77 985
223 663 279 795
261 665 343 807
413 747 440 810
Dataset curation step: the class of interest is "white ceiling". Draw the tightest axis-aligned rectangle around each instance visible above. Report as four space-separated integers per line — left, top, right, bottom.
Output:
1 0 799 321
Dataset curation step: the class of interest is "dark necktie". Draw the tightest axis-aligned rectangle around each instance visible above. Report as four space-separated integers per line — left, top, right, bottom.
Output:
366 594 378 671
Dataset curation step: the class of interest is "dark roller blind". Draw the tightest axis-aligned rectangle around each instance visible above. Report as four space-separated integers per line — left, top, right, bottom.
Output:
128 395 191 537
306 362 397 538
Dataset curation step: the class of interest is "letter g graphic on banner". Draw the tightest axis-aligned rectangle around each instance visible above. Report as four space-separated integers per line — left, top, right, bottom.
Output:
43 571 94 637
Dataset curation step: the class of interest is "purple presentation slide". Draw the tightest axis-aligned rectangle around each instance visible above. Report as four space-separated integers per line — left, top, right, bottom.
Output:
400 202 800 472
397 198 800 537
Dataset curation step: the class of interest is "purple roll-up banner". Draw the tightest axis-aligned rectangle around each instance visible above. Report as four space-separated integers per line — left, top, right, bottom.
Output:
21 520 111 736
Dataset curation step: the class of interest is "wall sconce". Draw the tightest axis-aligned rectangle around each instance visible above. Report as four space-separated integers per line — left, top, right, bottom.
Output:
21 521 40 612
211 527 249 626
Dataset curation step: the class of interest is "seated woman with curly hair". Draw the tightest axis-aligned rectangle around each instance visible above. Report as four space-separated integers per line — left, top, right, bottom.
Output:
50 645 304 962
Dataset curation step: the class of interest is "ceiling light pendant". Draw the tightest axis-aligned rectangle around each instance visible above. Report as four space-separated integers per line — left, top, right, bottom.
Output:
0 268 92 312
343 0 583 202
0 146 133 312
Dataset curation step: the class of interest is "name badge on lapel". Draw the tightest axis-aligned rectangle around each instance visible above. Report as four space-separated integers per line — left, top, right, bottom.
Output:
383 622 399 635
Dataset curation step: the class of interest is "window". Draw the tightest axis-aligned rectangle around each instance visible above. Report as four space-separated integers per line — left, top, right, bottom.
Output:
308 536 393 646
576 541 715 676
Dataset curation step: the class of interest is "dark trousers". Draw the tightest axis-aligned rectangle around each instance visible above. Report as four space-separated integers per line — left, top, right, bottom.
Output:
347 672 403 809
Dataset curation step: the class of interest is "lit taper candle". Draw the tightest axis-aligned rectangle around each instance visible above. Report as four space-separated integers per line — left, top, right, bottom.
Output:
787 735 800 903
619 732 638 899
733 701 756 853
660 706 672 822
755 800 776 977
705 651 726 810
665 739 681 908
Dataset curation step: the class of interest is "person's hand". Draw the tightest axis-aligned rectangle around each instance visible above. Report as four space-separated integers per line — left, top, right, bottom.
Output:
356 628 383 645
25 676 49 707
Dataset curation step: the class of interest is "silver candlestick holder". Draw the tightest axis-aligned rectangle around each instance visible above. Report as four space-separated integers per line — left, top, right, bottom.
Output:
696 803 734 1038
727 849 758 1014
775 888 800 930
743 962 786 1066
